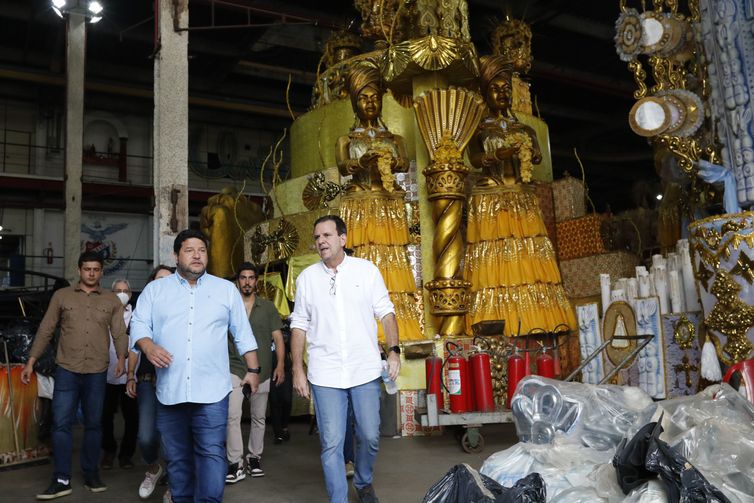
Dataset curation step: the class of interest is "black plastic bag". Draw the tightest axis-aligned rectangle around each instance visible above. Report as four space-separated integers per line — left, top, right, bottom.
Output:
422 463 545 503
645 421 730 503
613 420 730 503
612 421 657 493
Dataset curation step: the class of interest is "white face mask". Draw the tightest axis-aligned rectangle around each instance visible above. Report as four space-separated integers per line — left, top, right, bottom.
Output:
116 292 130 306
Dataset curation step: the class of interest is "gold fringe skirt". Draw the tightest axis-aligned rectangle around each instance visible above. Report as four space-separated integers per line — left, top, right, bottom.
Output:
340 191 410 247
464 237 561 289
466 187 547 242
339 191 425 341
467 283 577 337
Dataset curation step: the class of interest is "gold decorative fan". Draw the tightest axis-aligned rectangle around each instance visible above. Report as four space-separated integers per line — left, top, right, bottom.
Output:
413 87 486 158
268 219 299 261
302 172 344 211
256 278 279 302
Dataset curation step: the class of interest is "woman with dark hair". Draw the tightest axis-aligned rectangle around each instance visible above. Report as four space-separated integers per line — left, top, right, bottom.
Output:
125 265 175 500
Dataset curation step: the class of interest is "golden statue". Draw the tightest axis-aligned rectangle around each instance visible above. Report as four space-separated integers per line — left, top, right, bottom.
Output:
335 61 423 340
336 63 409 193
469 56 541 187
464 55 575 337
199 187 265 279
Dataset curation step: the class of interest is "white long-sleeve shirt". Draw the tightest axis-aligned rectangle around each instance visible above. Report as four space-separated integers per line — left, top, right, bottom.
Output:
290 255 394 389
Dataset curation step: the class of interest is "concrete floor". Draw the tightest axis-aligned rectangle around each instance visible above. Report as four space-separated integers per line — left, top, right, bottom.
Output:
1 419 519 502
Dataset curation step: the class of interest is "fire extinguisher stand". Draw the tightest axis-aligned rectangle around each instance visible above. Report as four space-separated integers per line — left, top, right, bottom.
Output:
419 322 514 454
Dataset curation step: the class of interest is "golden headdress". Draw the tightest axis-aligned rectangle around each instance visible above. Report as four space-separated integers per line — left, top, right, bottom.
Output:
346 59 383 110
478 55 514 94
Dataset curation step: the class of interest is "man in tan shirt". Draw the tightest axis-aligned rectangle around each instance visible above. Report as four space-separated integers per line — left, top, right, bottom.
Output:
21 251 128 500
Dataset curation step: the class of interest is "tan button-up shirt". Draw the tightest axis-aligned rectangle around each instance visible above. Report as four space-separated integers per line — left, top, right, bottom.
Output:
30 283 128 374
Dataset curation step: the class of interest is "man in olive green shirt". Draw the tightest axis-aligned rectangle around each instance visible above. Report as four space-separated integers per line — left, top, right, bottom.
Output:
225 262 285 483
21 251 127 500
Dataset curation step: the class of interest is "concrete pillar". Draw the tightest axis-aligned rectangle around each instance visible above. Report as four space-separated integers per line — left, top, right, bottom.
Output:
63 12 86 283
153 0 189 265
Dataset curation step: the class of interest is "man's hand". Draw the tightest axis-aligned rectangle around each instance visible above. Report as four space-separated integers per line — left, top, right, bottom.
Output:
241 372 260 395
114 356 126 378
143 342 172 368
273 365 285 386
387 351 401 381
126 379 137 398
20 360 35 385
293 369 309 399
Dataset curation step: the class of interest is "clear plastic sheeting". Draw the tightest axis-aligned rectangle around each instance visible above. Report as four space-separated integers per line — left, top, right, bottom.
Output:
422 463 546 503
625 384 754 503
482 381 751 502
510 376 653 449
480 441 621 501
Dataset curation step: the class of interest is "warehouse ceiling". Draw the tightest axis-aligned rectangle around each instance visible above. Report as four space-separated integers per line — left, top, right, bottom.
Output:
0 0 661 211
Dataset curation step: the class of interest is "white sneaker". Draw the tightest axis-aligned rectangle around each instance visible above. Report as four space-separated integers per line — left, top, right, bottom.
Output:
139 465 164 499
162 489 172 503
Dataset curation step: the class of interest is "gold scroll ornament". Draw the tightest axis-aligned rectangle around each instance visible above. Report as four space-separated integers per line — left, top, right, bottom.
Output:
413 87 485 337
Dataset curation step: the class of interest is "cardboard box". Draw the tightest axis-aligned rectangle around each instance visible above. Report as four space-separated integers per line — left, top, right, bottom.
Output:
399 390 442 437
556 214 607 260
560 251 640 298
552 172 586 222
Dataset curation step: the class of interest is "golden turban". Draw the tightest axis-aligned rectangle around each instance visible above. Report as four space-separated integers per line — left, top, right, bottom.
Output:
479 55 514 93
346 60 383 110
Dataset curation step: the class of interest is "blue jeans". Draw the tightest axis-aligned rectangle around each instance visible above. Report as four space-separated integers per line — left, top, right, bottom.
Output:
311 379 381 503
51 367 107 480
137 379 160 465
156 396 228 503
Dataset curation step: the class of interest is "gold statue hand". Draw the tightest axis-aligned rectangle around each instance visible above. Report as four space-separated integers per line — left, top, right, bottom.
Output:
494 146 517 160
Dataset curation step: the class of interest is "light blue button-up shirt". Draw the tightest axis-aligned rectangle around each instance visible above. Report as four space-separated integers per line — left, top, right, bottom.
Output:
130 272 257 405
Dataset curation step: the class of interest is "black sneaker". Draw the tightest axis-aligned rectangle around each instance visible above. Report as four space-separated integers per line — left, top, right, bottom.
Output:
356 485 380 503
246 457 264 477
273 436 284 444
281 429 291 442
84 476 108 493
36 480 72 500
225 462 246 484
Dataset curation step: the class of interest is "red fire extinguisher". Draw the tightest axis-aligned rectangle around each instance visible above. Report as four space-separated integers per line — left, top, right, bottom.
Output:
445 342 470 414
469 342 495 412
507 347 526 409
425 353 444 410
535 345 555 379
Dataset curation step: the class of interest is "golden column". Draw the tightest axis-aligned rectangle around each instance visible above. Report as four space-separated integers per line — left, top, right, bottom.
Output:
413 89 485 336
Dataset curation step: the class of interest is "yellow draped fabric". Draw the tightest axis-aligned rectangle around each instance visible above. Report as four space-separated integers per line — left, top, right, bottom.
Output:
285 253 321 301
465 184 575 336
258 272 291 317
340 191 424 342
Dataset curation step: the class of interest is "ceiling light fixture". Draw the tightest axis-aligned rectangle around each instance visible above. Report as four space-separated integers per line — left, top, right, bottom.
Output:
51 0 103 23
656 194 663 201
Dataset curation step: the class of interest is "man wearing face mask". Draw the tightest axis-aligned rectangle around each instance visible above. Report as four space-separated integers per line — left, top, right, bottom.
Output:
100 279 139 471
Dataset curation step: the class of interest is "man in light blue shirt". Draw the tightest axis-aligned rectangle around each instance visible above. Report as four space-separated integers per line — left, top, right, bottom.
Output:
130 229 260 503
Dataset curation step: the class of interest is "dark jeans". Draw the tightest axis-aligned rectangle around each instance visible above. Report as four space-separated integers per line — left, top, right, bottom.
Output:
51 367 107 480
101 383 138 461
269 360 292 437
136 378 160 465
157 396 228 503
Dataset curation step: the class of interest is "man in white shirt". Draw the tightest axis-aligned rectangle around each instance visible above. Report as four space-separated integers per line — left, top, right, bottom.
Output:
291 215 400 503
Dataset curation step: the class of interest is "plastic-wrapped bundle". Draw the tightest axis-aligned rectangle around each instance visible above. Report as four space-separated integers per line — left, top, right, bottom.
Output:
510 376 652 450
0 318 37 363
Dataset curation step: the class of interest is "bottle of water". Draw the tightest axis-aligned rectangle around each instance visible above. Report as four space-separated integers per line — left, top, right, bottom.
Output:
381 359 398 395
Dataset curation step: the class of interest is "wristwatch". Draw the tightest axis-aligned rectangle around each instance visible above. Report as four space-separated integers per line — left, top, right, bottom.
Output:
247 367 261 374
387 345 401 355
